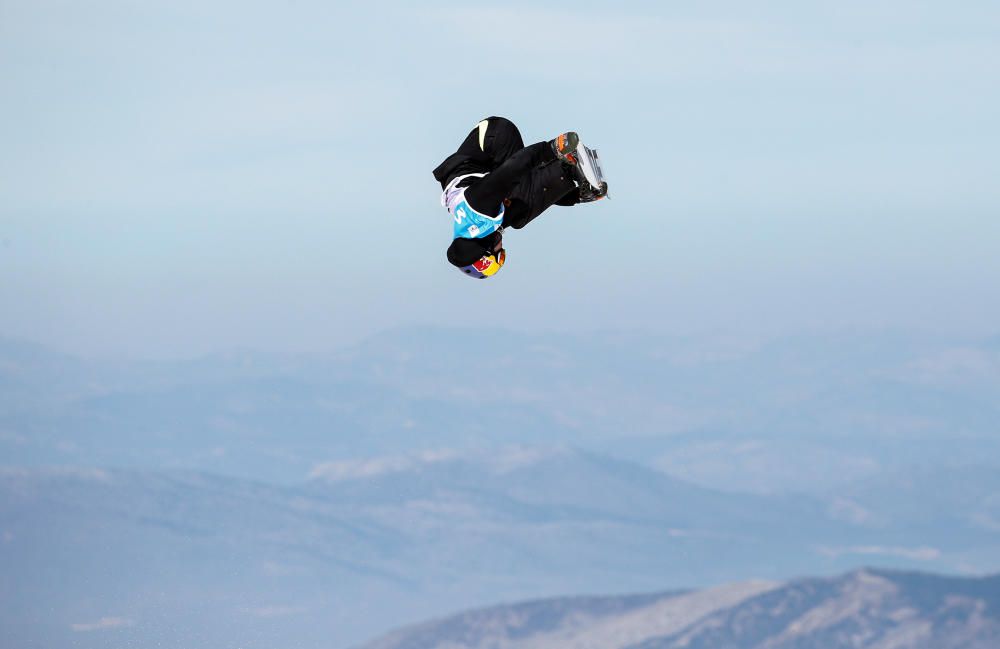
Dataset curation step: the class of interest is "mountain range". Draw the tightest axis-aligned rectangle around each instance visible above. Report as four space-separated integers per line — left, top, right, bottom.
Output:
2 328 999 647
2 451 998 648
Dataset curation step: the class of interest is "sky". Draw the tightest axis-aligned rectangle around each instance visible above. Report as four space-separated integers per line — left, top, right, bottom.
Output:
1 0 999 359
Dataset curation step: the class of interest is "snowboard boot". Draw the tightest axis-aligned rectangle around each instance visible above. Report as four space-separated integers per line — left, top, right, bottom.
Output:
550 132 580 165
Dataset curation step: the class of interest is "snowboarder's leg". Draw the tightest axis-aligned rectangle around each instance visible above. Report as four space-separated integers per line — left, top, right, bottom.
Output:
470 116 524 168
503 160 580 229
455 116 524 166
433 116 526 187
464 141 559 217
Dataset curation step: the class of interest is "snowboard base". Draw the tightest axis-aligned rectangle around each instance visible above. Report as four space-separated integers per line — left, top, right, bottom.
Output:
575 142 606 193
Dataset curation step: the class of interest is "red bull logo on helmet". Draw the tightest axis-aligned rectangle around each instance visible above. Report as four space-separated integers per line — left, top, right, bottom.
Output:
461 252 503 279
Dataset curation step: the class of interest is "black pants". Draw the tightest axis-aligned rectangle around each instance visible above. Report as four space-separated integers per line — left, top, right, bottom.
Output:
434 117 580 230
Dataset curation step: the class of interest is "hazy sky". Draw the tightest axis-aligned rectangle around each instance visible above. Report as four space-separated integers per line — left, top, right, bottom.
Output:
2 0 998 358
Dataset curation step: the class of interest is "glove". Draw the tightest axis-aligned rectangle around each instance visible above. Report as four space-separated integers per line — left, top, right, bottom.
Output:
577 181 608 203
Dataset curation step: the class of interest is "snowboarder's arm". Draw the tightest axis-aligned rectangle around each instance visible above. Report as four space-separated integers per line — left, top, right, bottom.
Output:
555 188 581 206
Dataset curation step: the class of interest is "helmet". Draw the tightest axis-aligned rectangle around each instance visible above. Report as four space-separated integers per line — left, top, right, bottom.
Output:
459 248 506 279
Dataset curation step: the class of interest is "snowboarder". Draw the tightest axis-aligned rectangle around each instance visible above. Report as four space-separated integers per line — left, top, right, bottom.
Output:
433 116 607 279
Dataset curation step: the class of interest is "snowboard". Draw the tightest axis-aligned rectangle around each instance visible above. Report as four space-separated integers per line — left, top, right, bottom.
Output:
574 142 607 194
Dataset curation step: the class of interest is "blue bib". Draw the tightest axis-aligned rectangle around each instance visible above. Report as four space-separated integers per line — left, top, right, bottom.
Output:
449 191 504 240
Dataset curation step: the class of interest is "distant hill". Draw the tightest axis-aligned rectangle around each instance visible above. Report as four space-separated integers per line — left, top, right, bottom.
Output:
2 328 999 490
358 569 1000 649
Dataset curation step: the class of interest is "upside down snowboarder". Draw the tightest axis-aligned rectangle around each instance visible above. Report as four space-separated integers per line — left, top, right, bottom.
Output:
433 116 608 279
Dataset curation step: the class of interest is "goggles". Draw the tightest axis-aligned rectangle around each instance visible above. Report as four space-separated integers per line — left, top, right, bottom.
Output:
459 248 506 279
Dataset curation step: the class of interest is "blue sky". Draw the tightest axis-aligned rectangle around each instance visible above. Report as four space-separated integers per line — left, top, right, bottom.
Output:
2 0 999 358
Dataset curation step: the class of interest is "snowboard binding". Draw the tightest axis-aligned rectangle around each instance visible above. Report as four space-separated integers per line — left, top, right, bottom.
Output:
551 132 581 165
